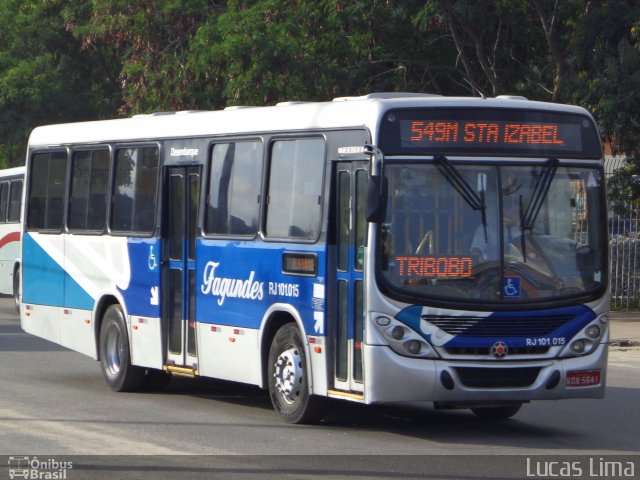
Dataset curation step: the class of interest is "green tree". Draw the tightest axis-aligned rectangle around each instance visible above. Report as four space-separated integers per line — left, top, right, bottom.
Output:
67 1 450 110
568 1 640 206
412 0 602 100
0 1 120 167
63 0 224 115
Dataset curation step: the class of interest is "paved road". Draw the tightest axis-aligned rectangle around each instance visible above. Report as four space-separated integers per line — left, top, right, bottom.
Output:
609 311 640 344
1 298 638 479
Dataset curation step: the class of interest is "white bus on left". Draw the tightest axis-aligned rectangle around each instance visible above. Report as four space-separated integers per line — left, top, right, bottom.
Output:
0 166 24 311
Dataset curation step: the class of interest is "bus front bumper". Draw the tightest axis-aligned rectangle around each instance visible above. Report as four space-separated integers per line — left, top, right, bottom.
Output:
363 342 607 405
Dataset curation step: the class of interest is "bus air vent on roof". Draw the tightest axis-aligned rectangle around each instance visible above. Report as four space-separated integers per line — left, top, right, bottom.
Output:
275 101 313 107
131 112 174 118
174 110 208 114
132 110 207 118
495 95 528 101
333 92 440 102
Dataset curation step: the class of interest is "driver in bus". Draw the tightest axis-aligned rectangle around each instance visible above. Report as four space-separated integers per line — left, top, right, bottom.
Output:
470 197 520 262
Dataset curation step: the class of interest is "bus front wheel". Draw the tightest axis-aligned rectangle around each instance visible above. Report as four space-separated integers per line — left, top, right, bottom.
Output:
267 323 326 424
99 304 145 392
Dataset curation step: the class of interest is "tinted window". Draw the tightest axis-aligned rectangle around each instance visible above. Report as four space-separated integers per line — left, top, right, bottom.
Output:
111 146 159 234
27 151 68 231
355 169 367 271
69 149 109 231
265 138 324 239
0 182 8 223
337 171 349 271
205 141 262 236
8 179 23 223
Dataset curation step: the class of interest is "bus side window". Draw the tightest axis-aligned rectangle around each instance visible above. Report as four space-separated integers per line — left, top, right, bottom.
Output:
7 179 21 223
69 149 109 232
112 146 159 234
27 151 68 232
0 182 8 223
205 140 262 236
265 138 324 240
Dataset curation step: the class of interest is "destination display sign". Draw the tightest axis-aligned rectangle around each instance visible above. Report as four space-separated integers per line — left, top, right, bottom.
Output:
395 256 472 279
379 108 602 158
407 120 572 148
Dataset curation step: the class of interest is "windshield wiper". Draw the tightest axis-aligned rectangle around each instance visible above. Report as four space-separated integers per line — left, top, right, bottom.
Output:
518 158 560 263
518 194 527 262
434 155 487 241
517 158 559 263
522 158 559 231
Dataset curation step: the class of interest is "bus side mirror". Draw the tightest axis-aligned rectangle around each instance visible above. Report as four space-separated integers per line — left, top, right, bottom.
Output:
366 175 388 223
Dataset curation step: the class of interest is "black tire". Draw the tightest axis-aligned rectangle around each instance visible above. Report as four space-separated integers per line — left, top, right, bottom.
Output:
99 304 145 392
12 266 20 314
471 404 522 419
267 323 326 424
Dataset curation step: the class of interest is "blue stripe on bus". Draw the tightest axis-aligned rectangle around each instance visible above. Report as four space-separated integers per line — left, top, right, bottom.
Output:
396 304 596 348
22 233 94 309
64 274 95 310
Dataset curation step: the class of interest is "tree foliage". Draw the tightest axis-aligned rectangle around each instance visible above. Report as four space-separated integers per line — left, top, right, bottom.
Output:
0 0 121 167
0 0 639 207
566 0 640 206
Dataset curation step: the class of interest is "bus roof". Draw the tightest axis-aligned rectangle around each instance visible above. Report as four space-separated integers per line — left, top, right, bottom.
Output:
27 94 595 147
0 166 25 177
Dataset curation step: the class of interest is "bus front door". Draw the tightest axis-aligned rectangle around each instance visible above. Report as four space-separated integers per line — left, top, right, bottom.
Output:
163 166 200 371
332 162 367 394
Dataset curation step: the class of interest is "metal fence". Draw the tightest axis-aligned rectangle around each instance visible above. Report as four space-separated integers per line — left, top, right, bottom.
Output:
604 154 640 309
609 202 640 309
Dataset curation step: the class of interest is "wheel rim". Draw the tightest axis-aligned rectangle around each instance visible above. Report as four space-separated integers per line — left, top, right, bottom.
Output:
104 323 123 376
273 345 303 404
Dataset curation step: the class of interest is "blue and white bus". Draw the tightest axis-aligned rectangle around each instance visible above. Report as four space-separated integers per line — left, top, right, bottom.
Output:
0 166 24 311
21 94 608 422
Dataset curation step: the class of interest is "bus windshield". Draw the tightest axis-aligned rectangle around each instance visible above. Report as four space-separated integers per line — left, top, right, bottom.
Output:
378 160 606 304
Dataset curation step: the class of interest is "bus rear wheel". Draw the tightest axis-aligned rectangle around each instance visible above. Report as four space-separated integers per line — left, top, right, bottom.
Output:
267 323 326 424
471 403 522 419
99 304 145 392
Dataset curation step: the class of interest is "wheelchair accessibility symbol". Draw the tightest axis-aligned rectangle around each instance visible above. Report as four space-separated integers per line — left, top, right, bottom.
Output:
503 276 521 297
148 245 158 271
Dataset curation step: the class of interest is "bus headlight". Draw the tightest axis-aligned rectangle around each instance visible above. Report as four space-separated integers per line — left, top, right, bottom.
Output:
559 319 605 358
571 338 596 355
404 340 423 355
585 325 601 339
390 325 405 340
570 339 586 354
372 315 439 359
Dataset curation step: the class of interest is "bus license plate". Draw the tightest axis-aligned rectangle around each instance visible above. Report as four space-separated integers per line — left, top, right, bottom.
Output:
566 370 601 387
